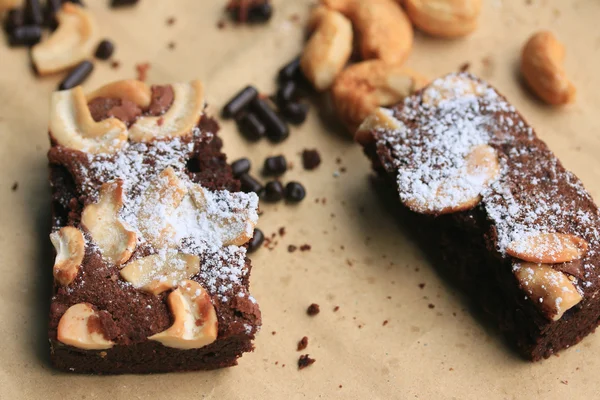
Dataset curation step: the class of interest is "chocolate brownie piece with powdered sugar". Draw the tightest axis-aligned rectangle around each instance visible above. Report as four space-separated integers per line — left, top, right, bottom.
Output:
46 79 261 373
357 73 600 360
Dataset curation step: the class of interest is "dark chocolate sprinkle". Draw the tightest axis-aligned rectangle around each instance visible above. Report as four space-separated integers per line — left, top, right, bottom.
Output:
222 86 258 119
302 149 321 170
110 0 139 7
276 80 297 105
44 0 61 29
263 155 287 176
281 101 308 125
278 56 301 83
8 25 41 46
250 98 289 143
231 158 251 177
95 39 114 60
236 112 266 141
239 173 263 194
24 0 43 26
285 181 306 202
4 9 24 34
247 228 264 253
263 181 284 202
58 60 94 90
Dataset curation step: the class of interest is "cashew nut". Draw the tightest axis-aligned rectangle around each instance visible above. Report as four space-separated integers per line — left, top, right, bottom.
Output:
86 80 152 108
520 31 576 105
322 0 414 65
300 8 353 91
404 0 482 38
57 303 114 350
31 3 98 75
331 60 429 132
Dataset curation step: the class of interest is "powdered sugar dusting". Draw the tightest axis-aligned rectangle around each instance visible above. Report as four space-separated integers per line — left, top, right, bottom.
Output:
375 73 600 281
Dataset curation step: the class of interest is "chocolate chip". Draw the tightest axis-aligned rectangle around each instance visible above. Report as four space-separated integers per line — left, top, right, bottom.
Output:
95 39 114 60
8 25 41 46
247 228 264 253
24 0 43 26
58 60 94 90
281 101 308 125
285 181 306 202
222 86 258 119
231 158 251 177
263 181 284 202
276 80 297 105
239 173 263 194
263 155 287 176
236 112 266 141
4 9 24 34
302 149 321 170
110 0 139 7
307 303 320 316
278 56 301 83
250 98 289 143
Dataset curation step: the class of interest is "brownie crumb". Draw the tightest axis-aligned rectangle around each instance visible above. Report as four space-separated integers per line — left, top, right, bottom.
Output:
459 62 470 72
418 283 425 289
302 149 321 170
307 303 320 316
382 320 389 326
300 244 311 252
278 227 286 236
333 306 339 312
275 361 278 365
298 354 315 370
166 16 176 25
135 62 150 81
167 41 176 50
110 60 121 69
11 182 18 191
428 304 435 309
297 336 308 351
288 245 297 253
271 331 276 335
339 385 343 389
217 20 226 29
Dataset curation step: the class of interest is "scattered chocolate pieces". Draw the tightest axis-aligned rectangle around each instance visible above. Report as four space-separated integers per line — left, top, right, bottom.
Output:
227 0 272 24
285 182 306 202
382 320 389 326
281 101 309 125
419 283 425 289
288 245 297 253
333 306 339 312
459 62 471 72
11 182 18 192
4 9 24 34
110 60 120 69
25 0 43 26
240 173 263 194
8 24 41 46
263 155 287 176
300 244 311 251
278 56 301 83
298 354 315 370
248 228 265 253
135 62 150 82
297 336 308 351
167 41 176 50
251 98 289 143
276 80 297 105
307 303 320 316
302 149 321 170
222 86 258 119
58 60 93 90
231 158 251 177
95 39 114 60
111 0 139 7
236 112 266 141
263 180 285 202
428 304 435 309
166 16 176 25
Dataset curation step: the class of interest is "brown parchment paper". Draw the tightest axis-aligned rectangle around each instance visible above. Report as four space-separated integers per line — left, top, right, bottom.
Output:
2 0 600 399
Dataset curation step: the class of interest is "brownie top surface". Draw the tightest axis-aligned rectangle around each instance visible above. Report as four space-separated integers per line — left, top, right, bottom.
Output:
47 80 261 345
369 73 600 296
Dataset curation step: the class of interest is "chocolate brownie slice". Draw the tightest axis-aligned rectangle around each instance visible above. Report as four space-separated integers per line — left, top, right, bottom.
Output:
357 73 600 361
47 79 261 374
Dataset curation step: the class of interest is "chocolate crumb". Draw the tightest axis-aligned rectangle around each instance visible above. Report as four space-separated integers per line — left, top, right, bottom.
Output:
459 62 470 72
11 182 18 192
307 303 320 316
382 320 388 326
297 336 308 351
418 283 425 289
278 227 286 236
166 16 176 25
110 60 120 69
302 149 321 170
167 41 176 50
271 331 276 335
300 244 311 251
217 20 226 29
333 306 339 312
135 62 150 81
339 385 343 389
340 167 347 173
298 354 315 370
358 324 363 329
288 245 297 253
282 364 286 368
275 361 278 365
428 304 435 309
